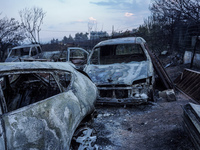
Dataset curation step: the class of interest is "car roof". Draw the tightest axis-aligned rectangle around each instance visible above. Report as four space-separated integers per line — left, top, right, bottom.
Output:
67 47 89 55
0 62 75 73
94 37 146 48
11 44 41 50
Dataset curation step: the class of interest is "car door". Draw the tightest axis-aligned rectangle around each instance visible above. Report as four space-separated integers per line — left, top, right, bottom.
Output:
0 85 7 150
67 48 89 70
1 91 83 150
30 47 38 58
0 71 83 149
0 119 5 150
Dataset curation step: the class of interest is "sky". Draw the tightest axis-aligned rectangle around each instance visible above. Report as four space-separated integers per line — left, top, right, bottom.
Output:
0 0 152 43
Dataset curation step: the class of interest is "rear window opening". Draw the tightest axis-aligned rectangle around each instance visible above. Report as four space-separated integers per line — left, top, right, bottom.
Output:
90 44 147 65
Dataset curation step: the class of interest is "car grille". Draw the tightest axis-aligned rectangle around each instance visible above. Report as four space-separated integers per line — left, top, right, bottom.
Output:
98 85 130 99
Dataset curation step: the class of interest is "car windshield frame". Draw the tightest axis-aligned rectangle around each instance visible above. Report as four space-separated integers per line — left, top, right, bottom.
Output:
0 69 72 113
89 43 147 65
9 47 30 57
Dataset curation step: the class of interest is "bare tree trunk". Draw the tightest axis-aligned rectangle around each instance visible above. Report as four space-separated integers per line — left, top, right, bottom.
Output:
19 7 45 44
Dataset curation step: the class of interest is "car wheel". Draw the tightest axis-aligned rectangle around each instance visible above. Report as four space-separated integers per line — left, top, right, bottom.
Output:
71 126 98 150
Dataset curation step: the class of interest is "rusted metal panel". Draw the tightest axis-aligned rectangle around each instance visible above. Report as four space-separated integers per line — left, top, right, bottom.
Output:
174 69 200 103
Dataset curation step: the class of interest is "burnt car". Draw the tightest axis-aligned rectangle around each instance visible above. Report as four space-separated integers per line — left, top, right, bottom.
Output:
41 47 89 70
84 37 155 104
5 44 42 62
0 62 98 150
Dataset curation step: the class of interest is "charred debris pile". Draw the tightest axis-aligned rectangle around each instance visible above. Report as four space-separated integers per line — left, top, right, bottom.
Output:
155 50 200 149
174 68 200 149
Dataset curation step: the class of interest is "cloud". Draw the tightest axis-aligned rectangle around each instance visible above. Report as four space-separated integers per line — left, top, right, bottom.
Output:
58 0 65 3
90 1 118 6
89 17 97 21
90 0 151 12
124 12 134 17
69 20 88 25
64 17 97 26
77 20 85 22
90 0 129 11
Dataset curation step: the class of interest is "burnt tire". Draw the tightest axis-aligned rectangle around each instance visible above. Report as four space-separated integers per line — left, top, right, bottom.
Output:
71 126 98 150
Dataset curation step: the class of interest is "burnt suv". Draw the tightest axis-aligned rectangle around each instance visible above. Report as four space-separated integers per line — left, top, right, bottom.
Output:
84 37 155 104
5 44 42 62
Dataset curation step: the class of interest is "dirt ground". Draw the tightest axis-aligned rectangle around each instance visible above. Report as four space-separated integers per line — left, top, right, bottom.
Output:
93 55 196 150
94 92 194 150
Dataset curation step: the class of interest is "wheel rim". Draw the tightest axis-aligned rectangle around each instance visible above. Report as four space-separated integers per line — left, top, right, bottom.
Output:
73 127 98 150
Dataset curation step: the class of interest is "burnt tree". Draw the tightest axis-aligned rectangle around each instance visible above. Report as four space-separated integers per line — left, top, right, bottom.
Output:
19 7 46 44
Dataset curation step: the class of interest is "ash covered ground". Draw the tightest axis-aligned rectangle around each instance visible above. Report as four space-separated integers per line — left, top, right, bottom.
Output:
93 54 195 150
94 92 194 150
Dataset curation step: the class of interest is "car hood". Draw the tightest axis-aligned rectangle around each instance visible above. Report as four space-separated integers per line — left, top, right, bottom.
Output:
85 61 153 85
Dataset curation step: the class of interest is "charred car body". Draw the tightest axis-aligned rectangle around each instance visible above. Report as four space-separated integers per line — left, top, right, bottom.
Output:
41 47 89 70
84 37 155 104
0 62 98 150
6 45 89 70
5 44 42 62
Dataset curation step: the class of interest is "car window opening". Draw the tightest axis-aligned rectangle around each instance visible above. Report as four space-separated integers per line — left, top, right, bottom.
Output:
1 72 70 112
70 49 87 66
10 48 30 57
90 44 147 65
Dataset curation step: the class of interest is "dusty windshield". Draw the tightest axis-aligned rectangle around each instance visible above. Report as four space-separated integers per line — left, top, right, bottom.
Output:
9 47 30 57
90 44 147 65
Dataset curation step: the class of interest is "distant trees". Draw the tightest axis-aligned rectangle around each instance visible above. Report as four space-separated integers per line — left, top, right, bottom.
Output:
62 35 74 44
150 0 200 24
151 0 200 49
50 38 59 44
19 7 46 44
138 0 200 52
138 16 172 52
0 15 25 61
50 32 89 45
48 32 97 50
74 32 89 42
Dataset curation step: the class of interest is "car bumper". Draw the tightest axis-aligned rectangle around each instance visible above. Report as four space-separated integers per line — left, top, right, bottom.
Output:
96 97 148 105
